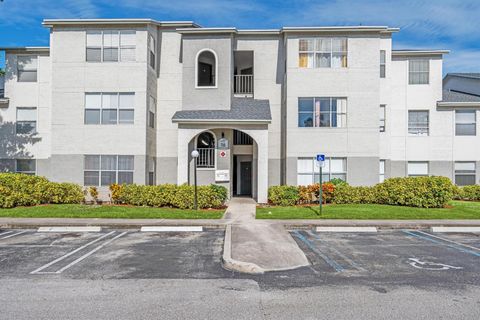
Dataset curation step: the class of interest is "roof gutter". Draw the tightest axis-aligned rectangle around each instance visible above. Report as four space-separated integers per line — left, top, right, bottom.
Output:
0 47 50 53
437 101 480 108
392 50 450 56
172 118 271 124
42 19 200 28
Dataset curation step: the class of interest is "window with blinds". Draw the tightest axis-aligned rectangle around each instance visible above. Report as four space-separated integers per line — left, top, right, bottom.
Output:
86 30 136 62
455 162 476 186
299 38 347 68
408 110 429 136
297 157 347 185
16 107 37 134
84 155 134 186
17 56 38 82
84 92 135 125
409 59 429 84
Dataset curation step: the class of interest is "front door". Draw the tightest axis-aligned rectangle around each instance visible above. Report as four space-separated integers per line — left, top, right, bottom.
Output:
240 161 252 196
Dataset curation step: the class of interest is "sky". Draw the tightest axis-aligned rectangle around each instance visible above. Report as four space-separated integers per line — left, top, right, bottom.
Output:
1 0 480 74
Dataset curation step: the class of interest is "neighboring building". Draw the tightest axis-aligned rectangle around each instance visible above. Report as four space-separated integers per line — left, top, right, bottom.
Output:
0 19 478 203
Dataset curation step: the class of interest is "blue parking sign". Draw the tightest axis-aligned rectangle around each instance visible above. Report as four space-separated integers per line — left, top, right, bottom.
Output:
316 154 325 162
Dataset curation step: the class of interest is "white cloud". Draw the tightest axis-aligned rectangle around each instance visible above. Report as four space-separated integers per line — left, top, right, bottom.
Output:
0 0 99 26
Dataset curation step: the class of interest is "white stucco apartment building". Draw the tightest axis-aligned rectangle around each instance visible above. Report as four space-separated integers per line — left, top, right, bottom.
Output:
0 19 479 203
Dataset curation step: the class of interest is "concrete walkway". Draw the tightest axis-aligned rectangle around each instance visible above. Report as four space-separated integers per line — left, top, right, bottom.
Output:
222 198 309 273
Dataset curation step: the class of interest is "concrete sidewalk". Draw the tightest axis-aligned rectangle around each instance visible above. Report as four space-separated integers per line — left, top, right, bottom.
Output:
222 198 309 273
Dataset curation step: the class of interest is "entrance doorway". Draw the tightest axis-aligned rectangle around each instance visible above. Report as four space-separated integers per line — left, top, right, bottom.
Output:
240 161 252 196
233 155 253 197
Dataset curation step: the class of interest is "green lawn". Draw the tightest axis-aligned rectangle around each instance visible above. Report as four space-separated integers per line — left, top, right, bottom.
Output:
256 201 480 220
0 204 224 219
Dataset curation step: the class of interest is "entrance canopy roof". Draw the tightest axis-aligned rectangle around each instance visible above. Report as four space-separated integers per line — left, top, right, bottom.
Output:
172 98 271 124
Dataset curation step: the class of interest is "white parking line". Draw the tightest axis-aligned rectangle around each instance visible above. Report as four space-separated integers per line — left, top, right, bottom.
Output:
30 231 115 274
37 227 102 233
316 227 378 233
0 231 28 240
416 230 480 252
0 231 14 237
55 232 127 273
141 226 203 232
432 227 480 233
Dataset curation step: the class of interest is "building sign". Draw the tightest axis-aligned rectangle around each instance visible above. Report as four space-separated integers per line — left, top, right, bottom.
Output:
218 138 229 150
215 170 230 182
219 151 227 158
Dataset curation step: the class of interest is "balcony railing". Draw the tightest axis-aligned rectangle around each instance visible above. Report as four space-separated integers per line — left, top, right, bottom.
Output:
234 74 253 96
196 148 215 168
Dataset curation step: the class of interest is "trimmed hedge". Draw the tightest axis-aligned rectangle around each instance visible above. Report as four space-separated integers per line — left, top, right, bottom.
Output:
270 176 459 208
268 185 300 206
333 176 455 208
0 173 84 208
457 185 480 201
110 183 228 209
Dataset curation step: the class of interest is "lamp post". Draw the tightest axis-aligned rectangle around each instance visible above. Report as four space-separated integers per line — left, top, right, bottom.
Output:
191 150 199 210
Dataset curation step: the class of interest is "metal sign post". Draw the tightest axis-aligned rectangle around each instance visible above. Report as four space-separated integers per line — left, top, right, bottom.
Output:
191 150 200 210
316 154 325 215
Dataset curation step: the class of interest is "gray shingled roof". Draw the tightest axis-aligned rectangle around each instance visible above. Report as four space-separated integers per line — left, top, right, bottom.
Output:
172 98 271 122
447 73 480 80
441 90 480 103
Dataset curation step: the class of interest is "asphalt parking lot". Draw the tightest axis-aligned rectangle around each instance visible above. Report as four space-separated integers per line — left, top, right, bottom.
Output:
0 228 479 290
1 228 480 319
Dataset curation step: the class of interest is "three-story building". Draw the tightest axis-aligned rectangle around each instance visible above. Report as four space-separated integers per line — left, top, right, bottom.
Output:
0 19 478 203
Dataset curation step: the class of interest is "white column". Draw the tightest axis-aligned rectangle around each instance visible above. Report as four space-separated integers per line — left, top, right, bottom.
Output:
244 129 269 204
177 129 190 185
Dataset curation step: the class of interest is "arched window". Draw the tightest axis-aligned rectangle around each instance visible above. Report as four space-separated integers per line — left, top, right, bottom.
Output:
196 50 217 87
196 132 215 168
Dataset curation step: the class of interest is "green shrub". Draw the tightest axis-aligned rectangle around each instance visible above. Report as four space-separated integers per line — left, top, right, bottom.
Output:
460 185 480 201
329 178 348 186
333 184 376 204
375 176 454 208
268 185 300 206
333 176 455 208
113 183 227 209
0 173 84 208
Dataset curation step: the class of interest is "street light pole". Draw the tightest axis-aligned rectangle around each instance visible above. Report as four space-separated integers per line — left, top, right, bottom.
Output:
191 150 199 210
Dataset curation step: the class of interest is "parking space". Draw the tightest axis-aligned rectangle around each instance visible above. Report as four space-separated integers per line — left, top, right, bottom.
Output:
286 229 480 288
1 227 479 290
0 228 230 279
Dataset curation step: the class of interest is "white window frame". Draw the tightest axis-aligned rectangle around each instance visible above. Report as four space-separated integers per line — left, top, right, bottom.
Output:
148 157 156 185
298 38 348 69
86 30 136 63
84 92 135 125
407 161 429 177
17 55 38 82
454 161 476 186
148 95 156 129
15 159 36 175
16 107 37 135
379 159 385 182
408 110 429 136
195 49 218 89
297 157 347 185
298 97 347 128
148 34 156 70
83 155 134 186
379 104 386 132
380 50 386 78
409 59 429 85
455 109 477 136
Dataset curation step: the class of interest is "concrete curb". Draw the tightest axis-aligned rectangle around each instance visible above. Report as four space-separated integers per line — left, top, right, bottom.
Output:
221 225 266 274
2 218 480 230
